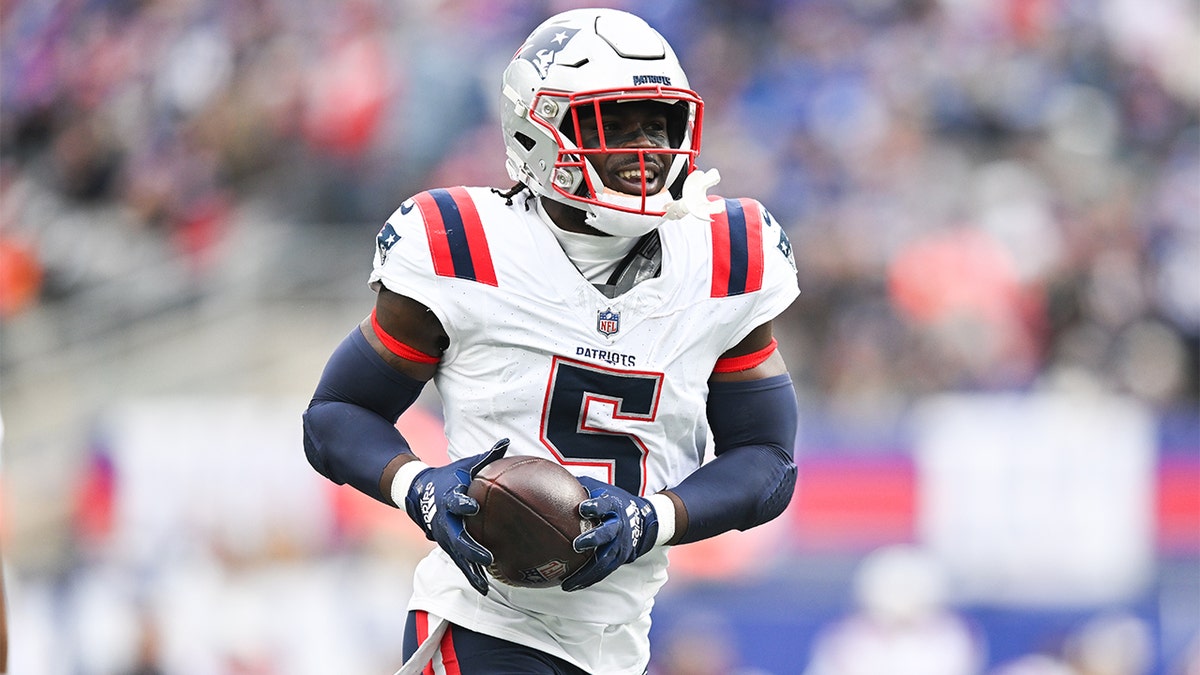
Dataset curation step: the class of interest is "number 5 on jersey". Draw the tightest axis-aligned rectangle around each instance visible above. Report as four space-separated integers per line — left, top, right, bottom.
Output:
540 357 663 496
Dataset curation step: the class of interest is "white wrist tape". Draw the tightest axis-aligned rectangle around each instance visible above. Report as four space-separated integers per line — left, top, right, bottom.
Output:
648 493 677 547
390 458 432 508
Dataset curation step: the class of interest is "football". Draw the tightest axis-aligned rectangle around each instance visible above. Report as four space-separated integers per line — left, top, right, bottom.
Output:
465 455 595 588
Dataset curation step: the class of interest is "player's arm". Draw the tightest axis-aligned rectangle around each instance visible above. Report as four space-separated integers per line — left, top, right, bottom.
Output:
302 287 445 504
301 286 507 595
361 289 446 499
563 321 797 590
655 320 798 544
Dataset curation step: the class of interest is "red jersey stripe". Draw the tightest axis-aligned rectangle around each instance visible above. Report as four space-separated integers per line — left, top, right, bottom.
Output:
413 611 435 675
446 187 498 286
710 197 765 297
710 199 732 297
439 624 462 675
413 189 499 286
414 191 455 280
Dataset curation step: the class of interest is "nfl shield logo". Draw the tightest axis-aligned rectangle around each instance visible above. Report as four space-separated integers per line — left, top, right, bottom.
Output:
597 309 620 337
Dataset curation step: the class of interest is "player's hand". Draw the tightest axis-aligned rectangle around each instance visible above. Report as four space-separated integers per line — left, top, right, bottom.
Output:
404 438 509 595
561 476 659 592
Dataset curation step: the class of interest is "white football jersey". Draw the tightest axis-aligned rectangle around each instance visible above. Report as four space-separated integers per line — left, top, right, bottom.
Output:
369 186 798 674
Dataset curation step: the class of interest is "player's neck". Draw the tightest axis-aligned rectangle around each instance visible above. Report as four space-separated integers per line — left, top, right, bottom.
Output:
535 198 638 284
539 196 606 236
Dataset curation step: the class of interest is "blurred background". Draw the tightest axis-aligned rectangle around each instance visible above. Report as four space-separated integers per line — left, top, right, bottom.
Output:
1 0 1197 673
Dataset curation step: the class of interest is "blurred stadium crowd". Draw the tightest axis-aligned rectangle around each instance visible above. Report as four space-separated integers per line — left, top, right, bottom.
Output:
3 0 1197 407
0 0 1197 673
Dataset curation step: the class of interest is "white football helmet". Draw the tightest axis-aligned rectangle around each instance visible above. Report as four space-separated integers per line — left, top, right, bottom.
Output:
500 9 704 236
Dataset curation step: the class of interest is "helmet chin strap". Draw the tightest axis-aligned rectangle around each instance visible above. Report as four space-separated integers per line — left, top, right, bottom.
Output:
585 188 674 237
585 169 724 236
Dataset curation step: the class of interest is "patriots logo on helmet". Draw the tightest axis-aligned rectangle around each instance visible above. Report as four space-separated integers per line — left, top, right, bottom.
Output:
597 308 620 337
516 26 580 79
376 222 401 265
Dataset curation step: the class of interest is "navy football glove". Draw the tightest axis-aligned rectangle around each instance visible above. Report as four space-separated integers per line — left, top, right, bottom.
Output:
561 476 659 592
404 438 509 595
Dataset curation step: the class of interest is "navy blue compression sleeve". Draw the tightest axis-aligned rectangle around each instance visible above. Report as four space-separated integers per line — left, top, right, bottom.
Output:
668 373 799 544
302 328 424 504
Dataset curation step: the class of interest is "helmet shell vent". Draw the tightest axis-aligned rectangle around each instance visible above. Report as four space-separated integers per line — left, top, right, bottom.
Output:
594 13 667 59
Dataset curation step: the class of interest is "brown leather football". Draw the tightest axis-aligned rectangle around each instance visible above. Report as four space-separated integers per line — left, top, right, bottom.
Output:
465 455 595 588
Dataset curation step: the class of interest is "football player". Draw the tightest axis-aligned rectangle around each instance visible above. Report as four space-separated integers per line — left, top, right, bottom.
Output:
302 8 800 675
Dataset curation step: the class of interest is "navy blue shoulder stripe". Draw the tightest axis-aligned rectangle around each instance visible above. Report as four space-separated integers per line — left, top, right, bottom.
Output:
710 197 764 297
413 187 497 286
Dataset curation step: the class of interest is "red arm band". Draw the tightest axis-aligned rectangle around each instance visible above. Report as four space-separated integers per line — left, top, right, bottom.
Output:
712 338 777 373
370 308 440 364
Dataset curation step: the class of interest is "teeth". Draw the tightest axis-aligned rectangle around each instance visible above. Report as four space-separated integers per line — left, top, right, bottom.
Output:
618 169 651 181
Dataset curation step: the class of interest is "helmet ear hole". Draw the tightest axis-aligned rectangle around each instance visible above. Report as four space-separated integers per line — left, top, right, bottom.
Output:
514 132 537 151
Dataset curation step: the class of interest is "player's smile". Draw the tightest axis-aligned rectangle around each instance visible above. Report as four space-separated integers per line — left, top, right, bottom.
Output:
574 101 673 196
608 157 665 195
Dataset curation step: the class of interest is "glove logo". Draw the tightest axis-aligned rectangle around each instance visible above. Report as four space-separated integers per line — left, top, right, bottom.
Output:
625 502 644 547
419 482 438 530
